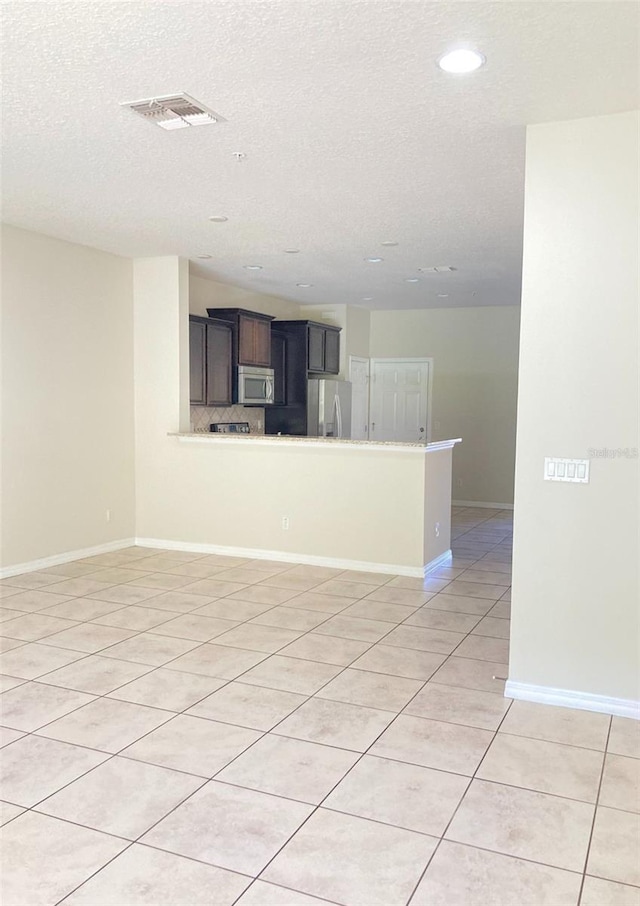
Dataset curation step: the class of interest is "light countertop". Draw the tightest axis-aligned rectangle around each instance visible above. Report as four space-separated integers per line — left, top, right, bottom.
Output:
170 432 461 453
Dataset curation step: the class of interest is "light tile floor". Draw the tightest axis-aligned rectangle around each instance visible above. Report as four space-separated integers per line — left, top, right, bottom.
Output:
1 507 639 905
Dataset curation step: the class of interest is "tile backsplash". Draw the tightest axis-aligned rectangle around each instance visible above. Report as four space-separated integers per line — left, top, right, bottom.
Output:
190 405 265 434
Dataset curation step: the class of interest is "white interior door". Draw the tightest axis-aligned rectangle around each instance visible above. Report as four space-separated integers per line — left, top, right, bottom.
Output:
349 356 370 440
369 358 432 442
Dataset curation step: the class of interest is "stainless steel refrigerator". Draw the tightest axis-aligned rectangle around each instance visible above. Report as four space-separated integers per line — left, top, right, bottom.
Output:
307 379 352 438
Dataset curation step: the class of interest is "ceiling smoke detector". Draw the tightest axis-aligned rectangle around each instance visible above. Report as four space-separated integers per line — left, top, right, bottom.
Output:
418 266 457 273
122 94 225 130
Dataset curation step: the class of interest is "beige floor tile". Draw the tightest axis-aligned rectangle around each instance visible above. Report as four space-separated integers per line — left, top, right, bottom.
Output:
0 637 26 652
65 843 250 905
446 779 594 871
312 578 379 599
108 668 226 710
215 567 278 585
142 781 312 875
263 807 437 906
600 754 640 813
2 571 65 590
325 754 468 835
404 608 480 633
1 642 84 680
341 599 418 623
0 606 23 622
250 606 330 631
127 573 195 591
336 570 391 586
0 586 22 600
259 574 329 592
47 577 117 597
425 593 494 616
443 580 506 600
0 612 77 642
351 644 446 680
38 696 173 752
478 733 603 801
279 634 370 666
192 598 274 621
581 876 640 906
238 655 342 695
430 655 508 693
313 614 392 642
151 613 239 641
140 590 217 612
87 567 152 584
44 622 138 653
285 565 343 580
405 682 511 730
39 654 150 695
371 714 493 775
365 586 433 607
0 674 26 692
471 616 511 639
453 634 510 663
466 560 512 574
87 584 166 606
100 632 201 665
235 881 331 905
217 733 359 803
0 811 126 906
227 585 300 606
123 713 260 776
1 681 93 731
275 697 394 752
164 642 267 679
38 755 203 839
92 605 177 631
488 600 511 619
1 589 76 612
182 578 250 598
383 624 465 655
215 623 303 653
609 717 640 759
281 591 356 614
40 598 125 621
499 700 610 750
456 569 511 587
1 726 25 747
411 840 581 906
588 807 640 886
0 734 108 806
316 668 423 711
187 681 306 730
0 801 25 825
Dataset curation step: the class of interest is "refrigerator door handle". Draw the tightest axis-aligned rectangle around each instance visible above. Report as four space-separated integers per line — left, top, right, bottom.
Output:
335 394 343 438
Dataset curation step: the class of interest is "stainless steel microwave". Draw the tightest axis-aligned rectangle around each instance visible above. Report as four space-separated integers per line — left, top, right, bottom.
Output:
237 365 274 405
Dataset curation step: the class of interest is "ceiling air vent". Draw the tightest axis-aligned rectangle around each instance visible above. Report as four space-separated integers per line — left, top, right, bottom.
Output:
418 266 457 274
121 94 226 130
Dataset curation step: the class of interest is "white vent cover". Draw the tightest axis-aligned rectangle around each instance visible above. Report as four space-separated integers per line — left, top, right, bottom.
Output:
121 94 225 130
418 266 457 274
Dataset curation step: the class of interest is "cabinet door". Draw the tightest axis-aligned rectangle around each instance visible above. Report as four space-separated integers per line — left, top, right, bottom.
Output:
271 332 287 406
308 325 325 372
238 315 256 365
253 319 271 366
206 322 232 406
324 329 340 374
189 320 206 405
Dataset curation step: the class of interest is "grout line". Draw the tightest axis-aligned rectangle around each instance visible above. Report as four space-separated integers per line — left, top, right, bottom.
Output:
576 716 613 905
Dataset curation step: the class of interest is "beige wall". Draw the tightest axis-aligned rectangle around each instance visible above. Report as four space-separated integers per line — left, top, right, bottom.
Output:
1 225 135 568
190 272 300 319
370 306 520 505
510 111 639 705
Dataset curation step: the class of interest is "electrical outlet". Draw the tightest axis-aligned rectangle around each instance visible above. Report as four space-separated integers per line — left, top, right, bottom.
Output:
281 516 290 530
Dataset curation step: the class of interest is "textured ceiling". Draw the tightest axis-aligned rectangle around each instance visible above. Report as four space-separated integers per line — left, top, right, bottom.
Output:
2 1 638 310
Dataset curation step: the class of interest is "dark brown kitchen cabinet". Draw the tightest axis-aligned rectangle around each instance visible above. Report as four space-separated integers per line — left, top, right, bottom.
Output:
307 323 341 374
206 308 274 367
324 327 340 374
271 329 287 406
189 315 232 407
307 325 325 372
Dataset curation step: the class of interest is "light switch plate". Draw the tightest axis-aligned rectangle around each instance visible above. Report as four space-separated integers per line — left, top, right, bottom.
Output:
544 457 590 483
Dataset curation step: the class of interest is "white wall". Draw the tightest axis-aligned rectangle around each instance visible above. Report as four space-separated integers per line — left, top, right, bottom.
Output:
190 272 300 319
370 306 520 505
1 225 135 568
510 110 639 708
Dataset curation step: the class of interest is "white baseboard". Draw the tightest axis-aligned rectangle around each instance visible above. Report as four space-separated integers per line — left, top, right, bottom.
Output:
423 550 452 576
135 537 425 578
505 680 639 720
0 538 137 579
453 500 514 510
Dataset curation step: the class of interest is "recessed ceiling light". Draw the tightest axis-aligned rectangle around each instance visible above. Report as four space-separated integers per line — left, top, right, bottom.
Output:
438 48 485 74
381 241 398 247
244 265 263 271
362 297 373 302
284 249 300 254
209 215 228 223
297 283 313 288
405 278 419 283
196 255 212 259
437 294 450 298
365 257 384 263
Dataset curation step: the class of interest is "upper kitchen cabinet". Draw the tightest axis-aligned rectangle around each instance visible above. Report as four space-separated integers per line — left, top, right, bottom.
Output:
275 320 341 376
270 328 287 406
189 315 233 407
206 308 275 367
